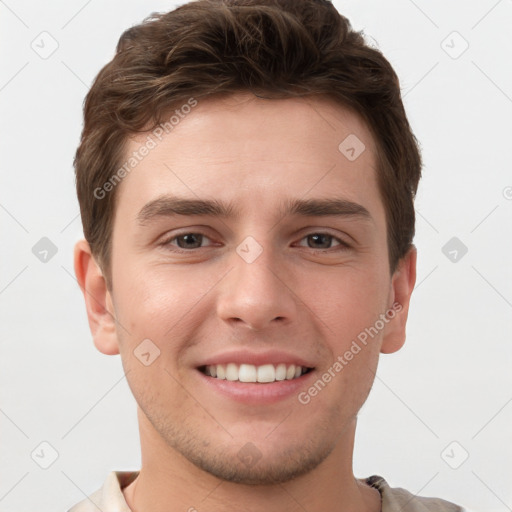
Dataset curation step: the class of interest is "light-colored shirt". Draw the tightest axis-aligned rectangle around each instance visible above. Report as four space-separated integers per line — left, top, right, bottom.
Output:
68 472 465 511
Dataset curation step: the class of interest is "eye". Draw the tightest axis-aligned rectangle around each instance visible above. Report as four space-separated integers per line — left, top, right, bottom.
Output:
297 233 349 250
162 232 213 250
159 231 350 253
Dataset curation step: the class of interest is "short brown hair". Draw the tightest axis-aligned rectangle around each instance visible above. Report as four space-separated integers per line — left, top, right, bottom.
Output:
75 0 422 286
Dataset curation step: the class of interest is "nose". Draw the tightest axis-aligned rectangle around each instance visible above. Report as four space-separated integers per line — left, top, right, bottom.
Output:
216 241 298 332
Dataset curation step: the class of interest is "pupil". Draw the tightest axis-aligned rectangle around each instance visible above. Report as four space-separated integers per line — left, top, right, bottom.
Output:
178 234 202 248
310 234 330 249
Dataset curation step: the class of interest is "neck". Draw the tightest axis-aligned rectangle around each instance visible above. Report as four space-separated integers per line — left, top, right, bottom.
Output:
123 407 381 512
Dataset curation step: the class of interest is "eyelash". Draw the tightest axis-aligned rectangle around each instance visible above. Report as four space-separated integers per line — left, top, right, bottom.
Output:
159 231 351 253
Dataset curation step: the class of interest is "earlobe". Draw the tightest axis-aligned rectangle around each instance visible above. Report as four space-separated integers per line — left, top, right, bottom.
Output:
73 239 120 355
380 245 417 354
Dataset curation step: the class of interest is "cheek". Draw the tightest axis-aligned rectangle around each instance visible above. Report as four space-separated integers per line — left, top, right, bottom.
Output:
113 262 192 322
309 268 389 409
111 261 220 359
306 265 389 343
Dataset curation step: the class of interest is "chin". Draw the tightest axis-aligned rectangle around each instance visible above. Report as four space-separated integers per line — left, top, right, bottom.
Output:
162 425 337 485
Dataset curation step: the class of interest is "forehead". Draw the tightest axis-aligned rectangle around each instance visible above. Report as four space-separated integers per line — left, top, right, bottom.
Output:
115 92 384 225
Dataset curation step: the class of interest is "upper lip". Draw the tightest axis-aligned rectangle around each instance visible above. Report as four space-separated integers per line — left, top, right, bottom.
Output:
196 349 316 369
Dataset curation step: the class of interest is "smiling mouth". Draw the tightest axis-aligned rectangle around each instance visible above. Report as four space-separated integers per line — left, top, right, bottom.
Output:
198 363 313 383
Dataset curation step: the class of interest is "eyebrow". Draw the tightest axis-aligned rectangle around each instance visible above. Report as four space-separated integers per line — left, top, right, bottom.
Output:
136 195 373 225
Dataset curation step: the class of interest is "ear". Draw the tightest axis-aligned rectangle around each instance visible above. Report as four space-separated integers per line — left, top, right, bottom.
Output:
380 245 417 354
74 239 120 355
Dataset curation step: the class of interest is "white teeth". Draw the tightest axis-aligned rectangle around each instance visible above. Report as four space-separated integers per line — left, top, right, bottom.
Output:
216 364 226 379
257 364 275 383
286 365 296 380
239 364 257 382
275 363 287 381
203 363 309 383
226 363 238 381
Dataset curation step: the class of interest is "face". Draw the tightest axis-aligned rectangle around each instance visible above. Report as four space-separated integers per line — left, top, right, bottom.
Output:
81 92 415 484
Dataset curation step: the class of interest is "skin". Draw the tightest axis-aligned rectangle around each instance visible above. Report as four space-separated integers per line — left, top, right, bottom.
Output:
75 92 416 512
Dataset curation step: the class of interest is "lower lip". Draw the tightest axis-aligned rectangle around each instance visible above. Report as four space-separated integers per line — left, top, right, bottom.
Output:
195 369 316 405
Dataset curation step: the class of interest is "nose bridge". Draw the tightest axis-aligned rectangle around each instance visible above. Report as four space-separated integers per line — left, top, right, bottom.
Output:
216 235 296 330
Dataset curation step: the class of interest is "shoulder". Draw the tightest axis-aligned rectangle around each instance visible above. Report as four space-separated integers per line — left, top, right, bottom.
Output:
363 475 466 512
67 471 138 512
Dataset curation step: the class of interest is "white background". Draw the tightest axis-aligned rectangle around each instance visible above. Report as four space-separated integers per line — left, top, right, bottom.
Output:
1 1 511 511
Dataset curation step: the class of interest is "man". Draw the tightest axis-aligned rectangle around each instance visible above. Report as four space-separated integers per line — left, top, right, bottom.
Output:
70 0 464 510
